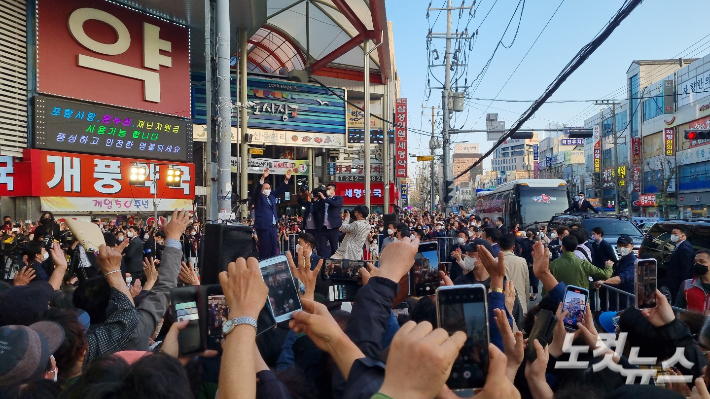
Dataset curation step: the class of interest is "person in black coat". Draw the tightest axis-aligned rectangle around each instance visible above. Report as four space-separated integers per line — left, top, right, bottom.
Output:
666 226 697 300
252 168 292 260
123 225 144 278
565 192 599 213
313 183 343 259
590 226 617 268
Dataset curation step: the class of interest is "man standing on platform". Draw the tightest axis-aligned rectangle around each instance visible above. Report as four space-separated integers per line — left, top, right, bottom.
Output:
315 183 343 258
252 168 292 260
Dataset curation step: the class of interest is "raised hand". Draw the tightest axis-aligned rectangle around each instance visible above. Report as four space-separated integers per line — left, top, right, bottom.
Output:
286 248 323 301
641 290 675 327
179 261 200 286
262 168 270 179
142 257 159 290
532 241 550 278
219 257 268 320
377 237 420 283
163 209 190 241
13 266 36 286
477 244 505 289
494 308 524 381
285 169 292 181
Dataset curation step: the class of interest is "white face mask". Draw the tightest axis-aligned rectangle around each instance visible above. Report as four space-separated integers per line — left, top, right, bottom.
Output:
296 244 301 253
144 234 149 240
670 234 680 243
126 276 132 284
457 237 466 245
410 234 415 240
468 231 474 237
618 247 632 256
387 229 394 236
463 256 476 271
263 189 271 197
379 227 384 232
550 233 557 239
191 231 196 236
117 236 124 242
127 232 135 238
42 252 49 261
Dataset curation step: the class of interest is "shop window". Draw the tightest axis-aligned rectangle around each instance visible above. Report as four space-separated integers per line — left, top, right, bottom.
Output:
679 161 710 191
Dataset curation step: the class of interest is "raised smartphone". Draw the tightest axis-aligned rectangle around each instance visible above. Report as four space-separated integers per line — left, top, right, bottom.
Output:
635 258 658 309
436 284 489 395
524 309 557 362
562 285 589 332
410 241 440 296
260 255 302 323
170 286 202 357
321 259 366 281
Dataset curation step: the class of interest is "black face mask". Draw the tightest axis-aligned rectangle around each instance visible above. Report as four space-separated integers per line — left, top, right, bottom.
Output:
693 263 709 276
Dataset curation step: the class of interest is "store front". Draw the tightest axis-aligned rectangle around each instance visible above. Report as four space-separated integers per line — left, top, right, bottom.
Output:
677 192 710 219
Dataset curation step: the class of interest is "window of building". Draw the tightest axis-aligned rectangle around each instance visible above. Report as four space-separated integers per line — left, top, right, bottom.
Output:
616 110 628 132
512 150 524 156
679 161 710 191
603 117 613 137
602 148 613 168
642 95 664 122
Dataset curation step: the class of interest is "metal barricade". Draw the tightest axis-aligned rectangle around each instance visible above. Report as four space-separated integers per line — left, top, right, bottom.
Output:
593 283 635 312
279 233 299 257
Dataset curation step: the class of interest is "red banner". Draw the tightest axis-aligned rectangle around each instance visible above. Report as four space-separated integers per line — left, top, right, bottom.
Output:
395 99 408 178
0 149 194 199
334 182 398 206
664 128 675 156
593 125 601 173
638 194 656 207
631 137 642 167
36 0 191 117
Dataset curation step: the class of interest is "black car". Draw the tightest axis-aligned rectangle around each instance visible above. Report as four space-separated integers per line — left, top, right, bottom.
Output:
639 220 710 292
547 214 644 259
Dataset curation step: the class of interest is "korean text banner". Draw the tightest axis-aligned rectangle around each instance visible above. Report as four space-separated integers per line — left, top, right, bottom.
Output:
0 149 193 199
334 182 398 206
395 99 408 178
36 0 191 117
35 95 192 162
230 157 310 175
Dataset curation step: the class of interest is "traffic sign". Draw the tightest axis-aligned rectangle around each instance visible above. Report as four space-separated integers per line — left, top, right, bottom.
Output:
417 156 434 161
249 148 264 155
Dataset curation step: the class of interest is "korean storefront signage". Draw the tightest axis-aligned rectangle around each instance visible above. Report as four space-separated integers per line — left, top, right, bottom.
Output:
632 167 642 193
334 182 398 206
570 151 585 164
229 157 310 175
533 144 539 161
631 137 642 166
593 125 601 173
677 69 710 108
664 128 675 156
395 99 408 178
560 138 585 146
35 95 192 162
36 0 191 117
638 194 656 207
40 197 192 213
347 100 382 129
332 162 384 182
602 167 615 189
244 76 346 139
0 149 194 199
400 183 408 200
245 128 346 148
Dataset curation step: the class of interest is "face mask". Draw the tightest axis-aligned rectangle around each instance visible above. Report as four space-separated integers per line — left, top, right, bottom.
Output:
457 237 466 245
618 247 632 256
263 189 271 197
42 252 49 261
379 227 384 232
387 229 394 236
126 276 132 284
693 263 709 275
670 234 680 243
144 234 149 240
468 231 474 237
191 231 196 236
550 233 557 239
463 256 476 271
157 240 164 246
117 236 124 242
579 197 584 201
127 232 135 238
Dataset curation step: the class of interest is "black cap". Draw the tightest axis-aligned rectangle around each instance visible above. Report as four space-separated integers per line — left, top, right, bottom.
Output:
617 235 633 245
461 238 493 254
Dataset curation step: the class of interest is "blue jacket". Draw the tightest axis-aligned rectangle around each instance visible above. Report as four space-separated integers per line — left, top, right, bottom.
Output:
666 240 696 299
251 179 290 230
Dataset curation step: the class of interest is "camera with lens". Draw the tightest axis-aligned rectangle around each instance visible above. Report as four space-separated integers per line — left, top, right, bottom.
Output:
311 184 327 198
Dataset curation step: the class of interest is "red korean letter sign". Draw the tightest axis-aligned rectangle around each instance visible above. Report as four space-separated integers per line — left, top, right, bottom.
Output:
395 99 408 178
36 0 191 117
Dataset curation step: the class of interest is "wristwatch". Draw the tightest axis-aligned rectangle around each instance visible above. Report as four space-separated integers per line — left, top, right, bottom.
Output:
222 316 258 336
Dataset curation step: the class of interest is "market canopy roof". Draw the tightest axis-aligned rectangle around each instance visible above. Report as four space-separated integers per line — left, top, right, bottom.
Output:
113 0 391 82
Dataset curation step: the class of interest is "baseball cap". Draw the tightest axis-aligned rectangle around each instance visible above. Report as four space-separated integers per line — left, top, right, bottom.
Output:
0 321 65 386
461 239 493 254
617 235 633 245
598 311 619 333
0 282 54 327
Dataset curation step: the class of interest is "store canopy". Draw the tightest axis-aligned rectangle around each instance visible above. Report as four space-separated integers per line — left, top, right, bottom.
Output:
113 0 391 82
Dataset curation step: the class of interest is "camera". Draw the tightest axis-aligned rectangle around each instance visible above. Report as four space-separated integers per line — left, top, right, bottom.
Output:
311 184 327 198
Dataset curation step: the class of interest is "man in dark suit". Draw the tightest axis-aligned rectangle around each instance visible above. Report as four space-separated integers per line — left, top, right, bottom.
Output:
124 225 145 278
495 217 509 235
590 227 617 268
666 226 696 300
565 192 599 213
314 183 343 258
252 167 292 259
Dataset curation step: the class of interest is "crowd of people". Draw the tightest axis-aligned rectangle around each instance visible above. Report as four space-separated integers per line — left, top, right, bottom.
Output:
3 184 710 398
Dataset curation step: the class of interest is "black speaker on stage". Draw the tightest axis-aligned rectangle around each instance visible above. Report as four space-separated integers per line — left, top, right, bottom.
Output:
382 213 399 229
200 224 258 285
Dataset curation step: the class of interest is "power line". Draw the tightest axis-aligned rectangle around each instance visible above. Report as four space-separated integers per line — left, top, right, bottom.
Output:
455 0 644 180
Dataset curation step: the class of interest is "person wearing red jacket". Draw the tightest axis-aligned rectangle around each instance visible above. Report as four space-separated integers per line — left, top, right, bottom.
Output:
676 249 710 313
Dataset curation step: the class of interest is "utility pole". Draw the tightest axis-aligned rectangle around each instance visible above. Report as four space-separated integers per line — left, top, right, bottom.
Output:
442 0 452 213
216 0 231 216
598 109 604 202
430 107 436 211
596 100 621 213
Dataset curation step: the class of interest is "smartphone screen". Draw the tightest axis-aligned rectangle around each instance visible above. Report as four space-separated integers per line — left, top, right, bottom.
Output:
171 288 201 356
411 242 440 296
326 283 360 302
562 286 589 331
206 295 229 349
175 301 199 322
437 285 489 391
261 255 302 323
322 259 364 281
636 259 657 309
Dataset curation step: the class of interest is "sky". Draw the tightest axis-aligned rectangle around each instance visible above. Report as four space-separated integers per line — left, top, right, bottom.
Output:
386 0 710 174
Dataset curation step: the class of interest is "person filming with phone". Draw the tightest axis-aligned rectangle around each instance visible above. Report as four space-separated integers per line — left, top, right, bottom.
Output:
252 167 292 260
